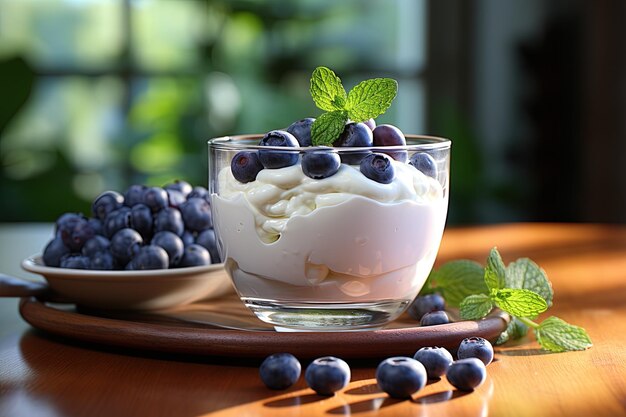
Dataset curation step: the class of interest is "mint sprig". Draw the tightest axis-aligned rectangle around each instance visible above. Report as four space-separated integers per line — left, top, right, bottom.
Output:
309 66 397 146
422 247 592 353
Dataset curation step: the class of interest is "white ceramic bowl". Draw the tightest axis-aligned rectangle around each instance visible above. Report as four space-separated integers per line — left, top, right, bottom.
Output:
21 255 233 311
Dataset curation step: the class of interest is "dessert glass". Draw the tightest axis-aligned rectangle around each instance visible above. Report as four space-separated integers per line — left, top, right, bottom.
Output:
208 134 451 331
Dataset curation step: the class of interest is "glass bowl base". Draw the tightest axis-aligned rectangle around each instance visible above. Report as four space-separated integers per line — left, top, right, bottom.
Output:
241 297 410 332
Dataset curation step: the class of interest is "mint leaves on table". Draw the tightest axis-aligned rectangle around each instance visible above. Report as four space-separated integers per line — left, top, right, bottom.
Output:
421 247 592 353
309 66 397 146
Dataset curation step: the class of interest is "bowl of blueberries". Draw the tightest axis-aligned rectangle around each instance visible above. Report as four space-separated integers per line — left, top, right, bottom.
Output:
22 180 232 311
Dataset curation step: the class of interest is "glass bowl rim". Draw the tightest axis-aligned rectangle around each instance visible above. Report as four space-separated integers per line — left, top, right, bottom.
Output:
208 134 451 152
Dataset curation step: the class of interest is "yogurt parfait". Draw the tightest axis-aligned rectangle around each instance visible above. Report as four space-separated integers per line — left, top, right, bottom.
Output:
208 67 450 330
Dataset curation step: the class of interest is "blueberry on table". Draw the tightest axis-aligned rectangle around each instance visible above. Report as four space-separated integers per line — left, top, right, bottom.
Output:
154 207 185 236
420 311 450 326
301 147 341 179
164 180 193 197
151 231 184 267
130 203 154 240
92 191 124 221
179 244 211 267
127 245 169 270
305 356 351 396
413 346 454 379
59 254 91 270
446 358 487 391
231 151 264 183
333 122 373 165
196 229 219 263
258 130 300 169
180 198 212 232
259 353 302 390
409 152 438 178
286 118 315 147
407 293 446 320
124 184 147 207
143 187 169 213
375 357 427 398
457 337 494 366
359 153 395 184
82 235 111 258
43 237 70 267
103 207 131 238
110 228 143 265
373 124 408 162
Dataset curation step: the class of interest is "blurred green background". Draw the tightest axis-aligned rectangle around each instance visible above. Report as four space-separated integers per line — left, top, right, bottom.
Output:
1 0 625 225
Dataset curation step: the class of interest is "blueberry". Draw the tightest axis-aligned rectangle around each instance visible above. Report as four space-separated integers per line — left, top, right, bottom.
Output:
180 198 212 232
92 191 124 221
304 356 350 396
90 251 115 270
181 230 196 247
409 152 438 178
376 357 427 399
143 187 169 212
413 347 454 379
154 207 185 236
166 189 186 208
43 237 70 267
359 153 395 184
363 118 376 131
231 151 264 183
333 122 373 164
258 130 299 169
446 358 487 391
259 353 302 390
286 118 315 147
151 231 184 267
57 214 96 252
179 244 211 267
59 254 91 270
124 184 146 207
196 229 219 263
127 245 169 270
88 218 103 236
55 212 83 235
130 203 154 240
301 147 341 179
103 207 131 238
373 124 407 162
110 228 143 265
164 180 193 197
407 294 446 320
457 337 494 366
187 186 209 201
82 235 111 258
420 311 450 326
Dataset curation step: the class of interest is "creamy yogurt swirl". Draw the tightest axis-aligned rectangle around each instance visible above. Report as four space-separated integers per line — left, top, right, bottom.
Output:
217 160 443 242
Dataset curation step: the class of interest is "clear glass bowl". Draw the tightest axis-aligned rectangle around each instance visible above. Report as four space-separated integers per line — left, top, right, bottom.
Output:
208 134 451 331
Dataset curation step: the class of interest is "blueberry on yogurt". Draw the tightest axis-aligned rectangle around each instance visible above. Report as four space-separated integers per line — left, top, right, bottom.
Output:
231 151 263 183
301 147 341 179
333 122 373 164
258 130 299 169
373 124 408 162
286 118 315 147
409 152 438 178
360 153 395 184
376 357 427 398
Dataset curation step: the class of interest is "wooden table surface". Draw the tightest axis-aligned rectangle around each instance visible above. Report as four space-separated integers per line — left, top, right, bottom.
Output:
1 223 625 417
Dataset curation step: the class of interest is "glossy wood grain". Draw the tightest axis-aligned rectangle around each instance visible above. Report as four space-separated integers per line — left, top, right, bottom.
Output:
1 223 626 417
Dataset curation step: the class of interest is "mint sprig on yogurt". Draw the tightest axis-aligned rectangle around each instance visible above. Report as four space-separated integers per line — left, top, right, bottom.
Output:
309 66 398 146
421 247 592 353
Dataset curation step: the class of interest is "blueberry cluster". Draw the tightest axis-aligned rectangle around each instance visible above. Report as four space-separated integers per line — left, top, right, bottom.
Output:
258 337 493 398
230 118 438 185
42 180 220 270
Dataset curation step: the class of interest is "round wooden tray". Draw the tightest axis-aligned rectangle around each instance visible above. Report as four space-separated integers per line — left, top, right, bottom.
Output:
19 295 508 359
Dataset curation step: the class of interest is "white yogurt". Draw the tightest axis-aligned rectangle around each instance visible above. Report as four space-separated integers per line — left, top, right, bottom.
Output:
212 160 448 302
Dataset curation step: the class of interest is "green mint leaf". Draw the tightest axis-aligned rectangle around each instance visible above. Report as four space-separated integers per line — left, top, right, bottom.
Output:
484 247 506 292
460 294 493 320
535 316 593 352
493 288 548 318
311 110 349 146
430 260 488 307
345 78 397 122
505 258 554 307
496 317 530 345
310 67 347 112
